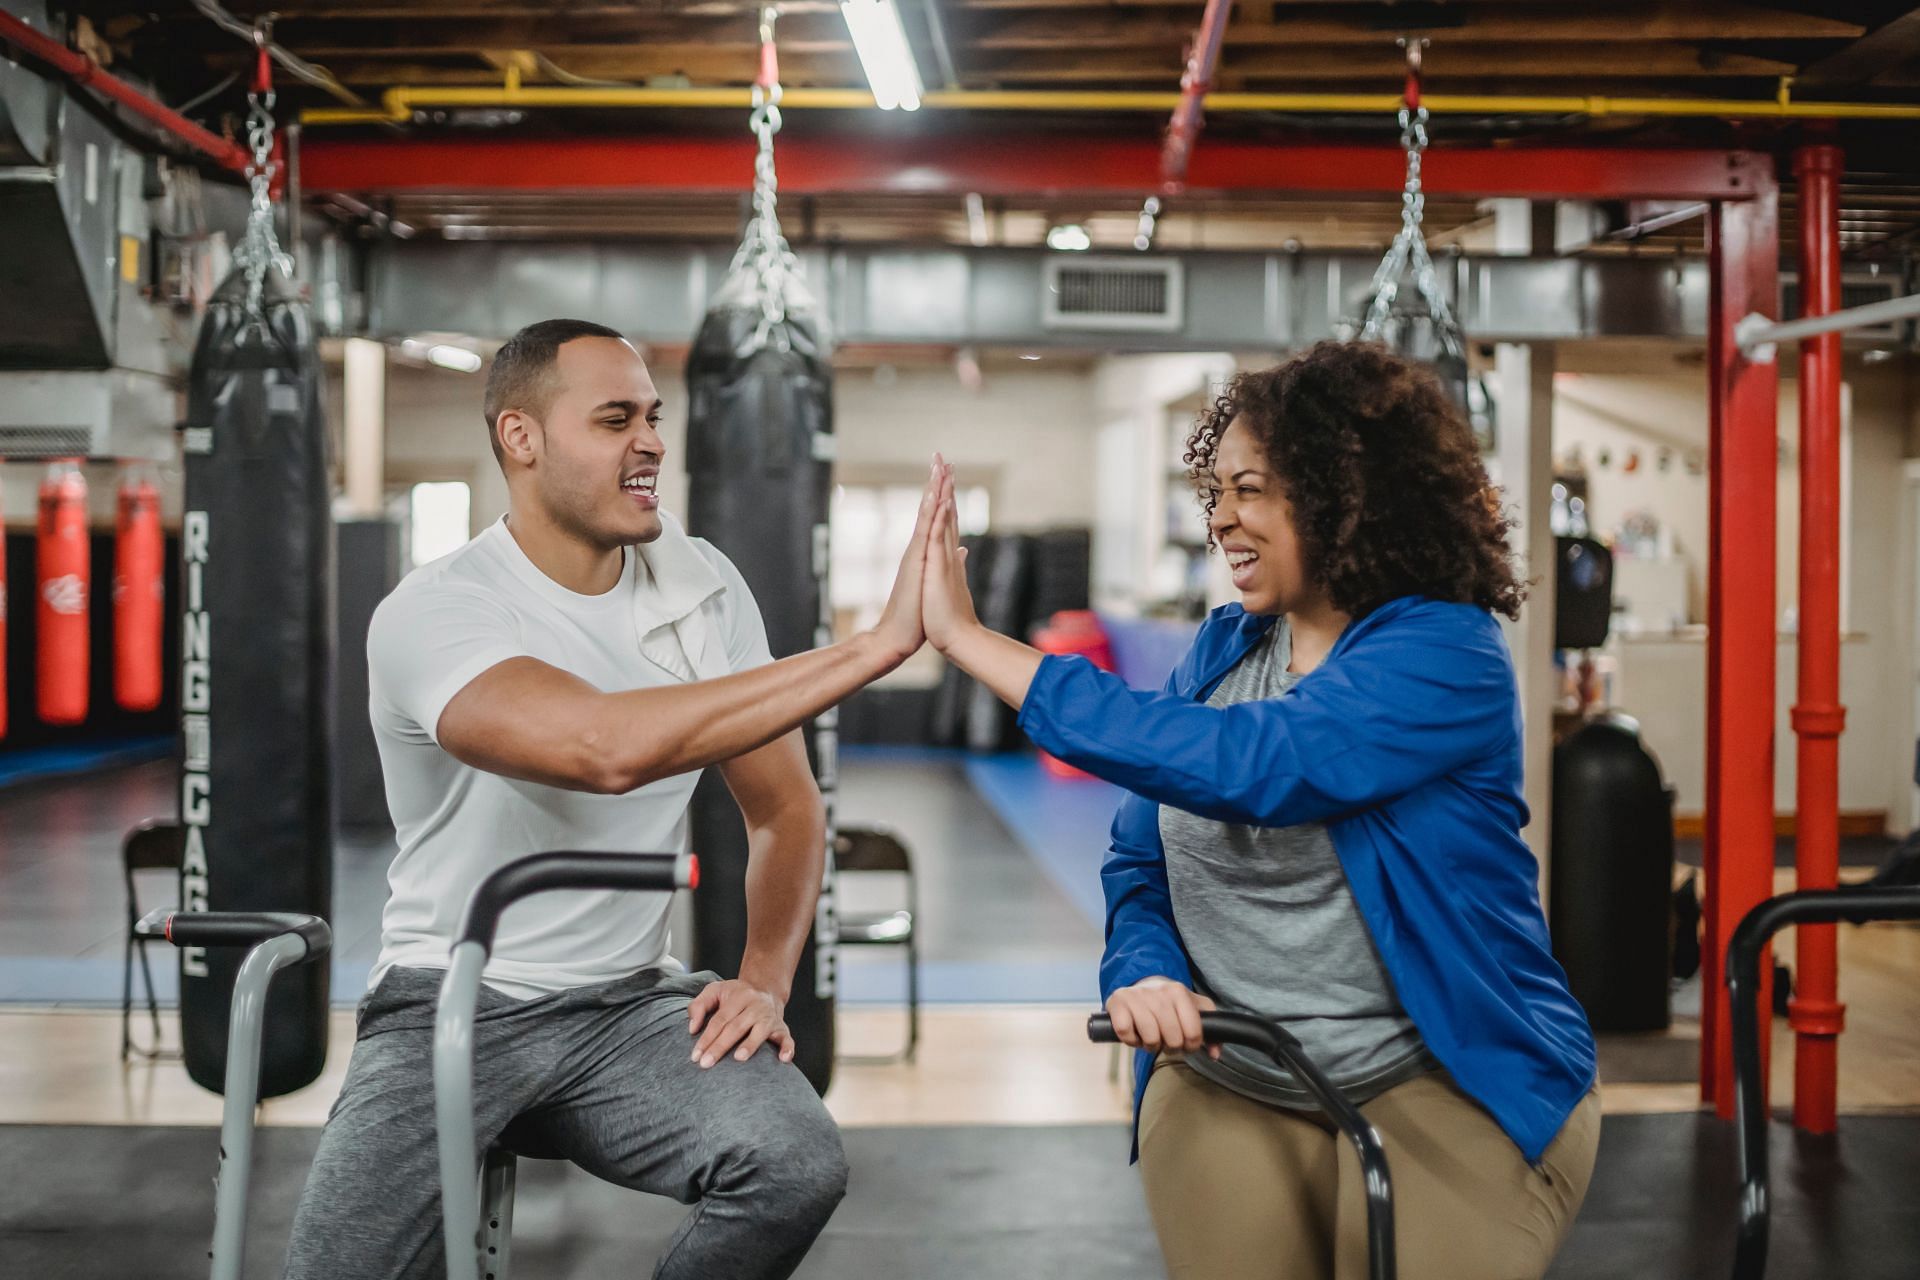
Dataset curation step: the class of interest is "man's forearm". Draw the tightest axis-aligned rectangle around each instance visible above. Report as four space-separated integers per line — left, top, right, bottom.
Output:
736 797 828 1003
603 633 897 791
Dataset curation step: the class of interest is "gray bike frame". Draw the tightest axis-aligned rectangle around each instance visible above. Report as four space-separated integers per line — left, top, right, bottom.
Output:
133 907 328 1280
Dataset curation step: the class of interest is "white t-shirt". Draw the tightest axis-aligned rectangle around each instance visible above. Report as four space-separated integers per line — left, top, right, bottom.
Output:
365 511 773 999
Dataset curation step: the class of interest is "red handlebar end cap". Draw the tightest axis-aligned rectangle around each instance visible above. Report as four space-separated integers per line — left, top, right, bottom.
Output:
686 855 700 891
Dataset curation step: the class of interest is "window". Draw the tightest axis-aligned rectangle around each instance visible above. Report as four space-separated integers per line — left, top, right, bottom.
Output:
408 481 472 569
830 481 989 635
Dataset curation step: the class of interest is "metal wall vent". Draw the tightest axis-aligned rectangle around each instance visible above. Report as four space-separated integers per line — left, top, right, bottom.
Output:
1043 256 1184 332
1781 272 1908 341
0 425 93 457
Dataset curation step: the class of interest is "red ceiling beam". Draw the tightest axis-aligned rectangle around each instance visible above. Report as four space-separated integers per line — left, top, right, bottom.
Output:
300 135 1770 203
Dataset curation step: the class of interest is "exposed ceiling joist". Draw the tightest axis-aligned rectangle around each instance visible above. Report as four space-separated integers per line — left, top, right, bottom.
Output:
1796 8 1920 86
970 5 1864 49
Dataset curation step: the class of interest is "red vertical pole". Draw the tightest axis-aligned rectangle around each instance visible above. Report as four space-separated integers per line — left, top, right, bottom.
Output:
1790 142 1846 1134
1702 185 1781 1117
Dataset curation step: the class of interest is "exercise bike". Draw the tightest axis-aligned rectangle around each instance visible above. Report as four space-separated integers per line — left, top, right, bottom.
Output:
433 850 697 1280
132 908 332 1280
1087 1009 1398 1280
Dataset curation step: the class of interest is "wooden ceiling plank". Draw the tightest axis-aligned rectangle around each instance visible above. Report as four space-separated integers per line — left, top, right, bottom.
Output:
255 2 842 16
230 12 853 55
958 43 1800 82
1797 9 1920 86
970 4 1861 50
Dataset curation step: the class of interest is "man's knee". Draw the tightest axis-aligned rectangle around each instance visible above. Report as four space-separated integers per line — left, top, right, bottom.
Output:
716 1096 849 1224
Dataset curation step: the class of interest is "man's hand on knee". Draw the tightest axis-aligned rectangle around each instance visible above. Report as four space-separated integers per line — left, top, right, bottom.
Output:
688 978 794 1069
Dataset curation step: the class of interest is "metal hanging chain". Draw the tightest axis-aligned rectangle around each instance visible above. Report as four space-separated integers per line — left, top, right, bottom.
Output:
236 20 294 332
1360 38 1465 359
723 4 810 353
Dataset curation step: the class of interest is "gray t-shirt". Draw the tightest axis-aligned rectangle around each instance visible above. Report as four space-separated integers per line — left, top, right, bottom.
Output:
1157 621 1434 1110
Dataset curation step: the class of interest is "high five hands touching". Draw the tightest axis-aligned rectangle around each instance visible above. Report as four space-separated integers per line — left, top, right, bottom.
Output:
874 459 1207 1059
872 456 984 665
920 458 981 654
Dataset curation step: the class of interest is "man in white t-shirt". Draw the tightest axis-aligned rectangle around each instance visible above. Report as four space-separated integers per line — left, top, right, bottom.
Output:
284 319 933 1280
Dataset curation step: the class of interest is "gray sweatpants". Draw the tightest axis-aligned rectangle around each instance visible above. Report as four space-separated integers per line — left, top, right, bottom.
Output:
282 966 848 1280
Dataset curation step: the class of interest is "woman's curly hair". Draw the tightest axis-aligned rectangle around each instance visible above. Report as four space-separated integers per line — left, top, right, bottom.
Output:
1186 340 1525 621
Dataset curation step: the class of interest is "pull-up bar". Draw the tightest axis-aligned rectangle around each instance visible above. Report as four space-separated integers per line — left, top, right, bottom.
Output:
1736 291 1920 361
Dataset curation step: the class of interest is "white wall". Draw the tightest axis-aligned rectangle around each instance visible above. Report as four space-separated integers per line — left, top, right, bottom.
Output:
1088 352 1237 613
1552 370 1804 627
1554 354 1914 826
353 356 1102 543
830 363 1101 531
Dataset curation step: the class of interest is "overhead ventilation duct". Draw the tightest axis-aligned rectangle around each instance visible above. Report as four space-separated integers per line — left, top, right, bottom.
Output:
0 367 178 459
1781 272 1910 344
1043 256 1184 333
0 7 234 463
0 36 122 368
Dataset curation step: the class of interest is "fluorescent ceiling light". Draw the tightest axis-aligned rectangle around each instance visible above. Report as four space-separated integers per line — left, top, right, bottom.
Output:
1046 223 1092 252
427 344 483 373
842 0 923 111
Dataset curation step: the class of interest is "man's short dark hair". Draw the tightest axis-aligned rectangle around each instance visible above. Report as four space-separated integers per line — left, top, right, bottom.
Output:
483 318 628 464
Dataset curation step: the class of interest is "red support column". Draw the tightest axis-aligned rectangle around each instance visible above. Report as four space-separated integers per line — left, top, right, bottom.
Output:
1790 142 1847 1133
1701 188 1781 1116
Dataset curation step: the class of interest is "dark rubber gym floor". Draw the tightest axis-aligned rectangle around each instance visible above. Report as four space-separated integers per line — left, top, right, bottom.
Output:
3 1113 1915 1279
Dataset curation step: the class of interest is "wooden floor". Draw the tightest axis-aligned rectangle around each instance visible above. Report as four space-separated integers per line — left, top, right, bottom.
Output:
6 932 1916 1130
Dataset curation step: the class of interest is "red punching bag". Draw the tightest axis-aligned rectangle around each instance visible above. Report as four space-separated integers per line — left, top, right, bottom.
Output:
114 470 164 712
36 459 90 726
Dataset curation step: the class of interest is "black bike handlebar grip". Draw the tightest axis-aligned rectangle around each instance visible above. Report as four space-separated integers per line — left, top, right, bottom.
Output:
1087 1010 1279 1050
455 851 697 954
134 909 332 958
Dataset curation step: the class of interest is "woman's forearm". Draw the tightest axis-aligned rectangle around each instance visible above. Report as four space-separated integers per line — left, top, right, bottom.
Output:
942 623 1045 710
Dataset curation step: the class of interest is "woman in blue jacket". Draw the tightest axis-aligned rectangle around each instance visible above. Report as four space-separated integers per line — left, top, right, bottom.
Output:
920 341 1599 1280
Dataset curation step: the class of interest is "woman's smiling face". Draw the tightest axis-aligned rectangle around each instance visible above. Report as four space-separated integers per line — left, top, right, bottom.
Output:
1208 416 1313 617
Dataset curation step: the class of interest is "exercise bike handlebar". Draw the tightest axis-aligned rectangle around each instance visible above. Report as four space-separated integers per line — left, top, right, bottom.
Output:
1726 885 1920 1280
438 849 698 1280
453 851 698 955
134 908 332 958
1088 1010 1397 1280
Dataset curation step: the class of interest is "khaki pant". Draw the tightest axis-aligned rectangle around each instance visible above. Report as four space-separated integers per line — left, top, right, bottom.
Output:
1138 1061 1600 1280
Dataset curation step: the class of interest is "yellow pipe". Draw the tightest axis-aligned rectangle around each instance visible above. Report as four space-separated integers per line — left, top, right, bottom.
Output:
299 84 1920 127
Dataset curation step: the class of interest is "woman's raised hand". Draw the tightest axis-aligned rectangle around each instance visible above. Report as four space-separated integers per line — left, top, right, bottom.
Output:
921 456 981 654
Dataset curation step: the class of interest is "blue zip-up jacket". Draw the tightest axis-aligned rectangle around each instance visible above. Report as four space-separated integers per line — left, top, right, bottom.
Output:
1015 595 1596 1163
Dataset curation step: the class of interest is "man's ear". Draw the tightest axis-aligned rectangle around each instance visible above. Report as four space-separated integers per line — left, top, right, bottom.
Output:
497 408 540 467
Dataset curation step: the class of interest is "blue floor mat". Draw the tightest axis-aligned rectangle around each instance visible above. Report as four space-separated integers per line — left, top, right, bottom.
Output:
0 734 175 790
962 753 1120 929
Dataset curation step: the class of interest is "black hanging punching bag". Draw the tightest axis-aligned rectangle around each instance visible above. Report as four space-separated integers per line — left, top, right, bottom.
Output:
685 296 839 1095
177 264 333 1098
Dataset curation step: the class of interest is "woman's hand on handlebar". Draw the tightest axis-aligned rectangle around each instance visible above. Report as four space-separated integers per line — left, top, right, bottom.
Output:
1105 977 1220 1060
